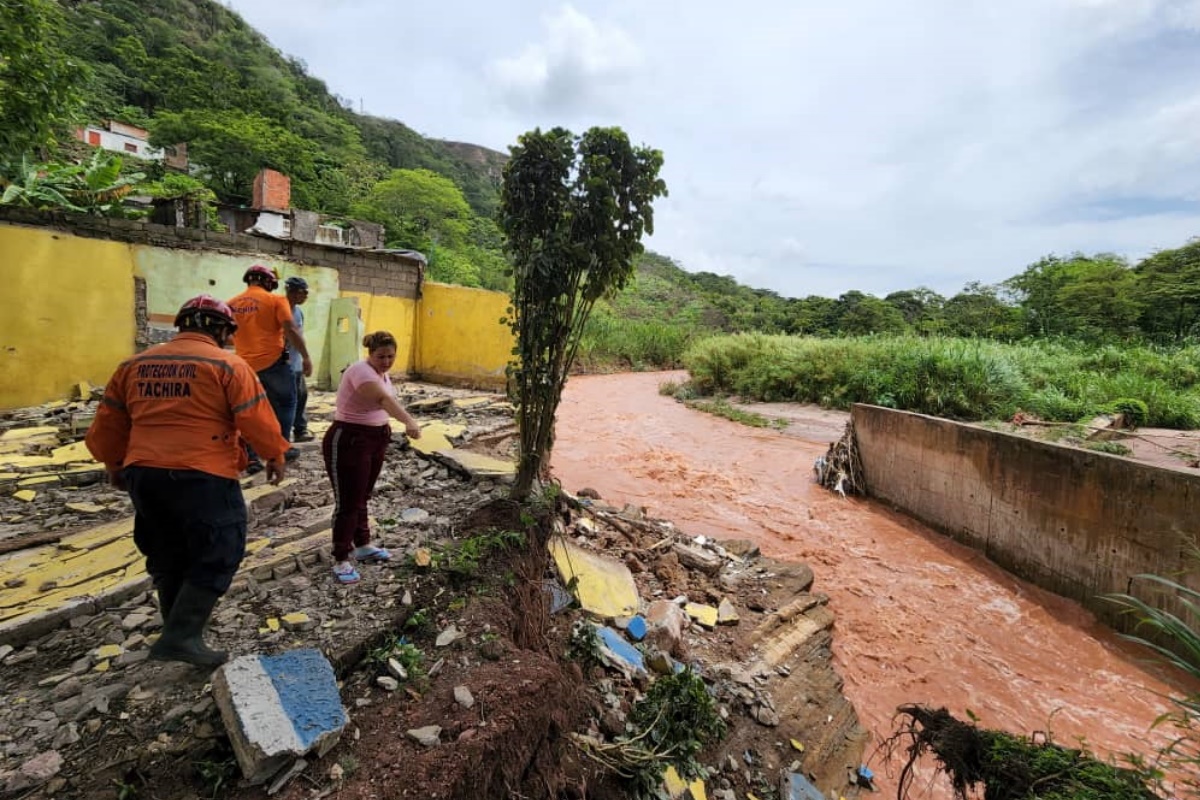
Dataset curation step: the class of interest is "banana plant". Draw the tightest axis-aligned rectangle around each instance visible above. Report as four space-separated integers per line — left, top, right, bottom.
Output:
0 150 146 215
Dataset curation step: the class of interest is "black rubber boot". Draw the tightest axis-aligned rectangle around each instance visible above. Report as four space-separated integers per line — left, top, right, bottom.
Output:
149 583 228 668
154 577 182 623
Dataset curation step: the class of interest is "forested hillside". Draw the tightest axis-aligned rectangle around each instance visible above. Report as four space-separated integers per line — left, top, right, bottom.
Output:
5 0 1200 359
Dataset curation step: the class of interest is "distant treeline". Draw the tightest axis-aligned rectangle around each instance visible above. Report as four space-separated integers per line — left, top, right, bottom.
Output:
580 243 1200 370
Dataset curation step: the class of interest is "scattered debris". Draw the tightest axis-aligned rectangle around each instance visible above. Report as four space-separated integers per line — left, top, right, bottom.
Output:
815 420 864 496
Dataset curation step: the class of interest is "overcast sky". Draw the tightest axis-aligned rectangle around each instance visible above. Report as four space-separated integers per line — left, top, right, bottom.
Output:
226 0 1200 299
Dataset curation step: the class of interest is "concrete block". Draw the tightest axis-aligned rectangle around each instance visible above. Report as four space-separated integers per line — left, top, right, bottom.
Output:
780 772 823 800
213 648 348 784
549 538 640 620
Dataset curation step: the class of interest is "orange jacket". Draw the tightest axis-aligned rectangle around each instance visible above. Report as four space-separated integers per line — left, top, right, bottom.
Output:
228 285 294 372
86 332 290 479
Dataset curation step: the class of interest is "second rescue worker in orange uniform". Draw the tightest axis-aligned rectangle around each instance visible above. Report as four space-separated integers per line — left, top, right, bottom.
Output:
86 296 290 668
228 264 312 471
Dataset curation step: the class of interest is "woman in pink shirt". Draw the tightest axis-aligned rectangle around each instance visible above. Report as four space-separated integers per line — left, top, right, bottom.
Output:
322 331 422 584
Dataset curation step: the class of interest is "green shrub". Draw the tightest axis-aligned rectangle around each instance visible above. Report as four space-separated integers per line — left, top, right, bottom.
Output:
680 335 1200 428
1107 398 1149 428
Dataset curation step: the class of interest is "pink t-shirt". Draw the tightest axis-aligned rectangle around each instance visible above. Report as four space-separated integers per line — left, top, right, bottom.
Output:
334 360 391 426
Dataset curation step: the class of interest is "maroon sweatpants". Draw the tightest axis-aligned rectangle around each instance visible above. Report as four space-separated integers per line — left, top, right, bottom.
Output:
322 420 391 561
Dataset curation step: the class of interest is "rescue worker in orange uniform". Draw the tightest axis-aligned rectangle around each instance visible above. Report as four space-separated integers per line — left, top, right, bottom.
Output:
86 296 290 668
228 264 312 472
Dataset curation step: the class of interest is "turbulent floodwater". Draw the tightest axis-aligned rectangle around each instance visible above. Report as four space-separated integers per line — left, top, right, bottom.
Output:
552 371 1194 798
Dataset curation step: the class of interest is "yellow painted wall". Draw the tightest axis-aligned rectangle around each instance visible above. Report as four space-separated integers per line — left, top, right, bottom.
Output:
416 282 513 388
0 221 515 408
0 226 136 408
342 290 418 373
131 248 339 383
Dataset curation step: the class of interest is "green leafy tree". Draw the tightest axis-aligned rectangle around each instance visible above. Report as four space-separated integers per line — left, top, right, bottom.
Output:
500 126 666 499
1055 256 1139 339
885 287 947 334
1133 240 1200 342
149 109 318 203
832 291 910 335
1006 253 1139 340
942 282 1022 339
0 0 86 160
352 168 473 251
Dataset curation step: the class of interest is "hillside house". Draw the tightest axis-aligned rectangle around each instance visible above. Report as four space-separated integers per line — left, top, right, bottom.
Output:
75 121 189 170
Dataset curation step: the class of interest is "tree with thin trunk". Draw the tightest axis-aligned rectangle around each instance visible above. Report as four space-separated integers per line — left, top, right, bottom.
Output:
499 126 666 500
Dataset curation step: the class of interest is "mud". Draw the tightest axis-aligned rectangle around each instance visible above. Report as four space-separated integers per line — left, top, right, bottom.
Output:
553 371 1198 798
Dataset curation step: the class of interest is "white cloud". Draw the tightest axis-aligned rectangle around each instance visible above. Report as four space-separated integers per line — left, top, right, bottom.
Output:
226 0 1200 298
487 5 642 115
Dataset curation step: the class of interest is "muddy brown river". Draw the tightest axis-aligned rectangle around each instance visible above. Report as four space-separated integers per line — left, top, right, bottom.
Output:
552 371 1194 798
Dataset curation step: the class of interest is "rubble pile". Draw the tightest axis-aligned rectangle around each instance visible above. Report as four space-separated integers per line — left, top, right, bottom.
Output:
0 385 127 544
0 383 866 800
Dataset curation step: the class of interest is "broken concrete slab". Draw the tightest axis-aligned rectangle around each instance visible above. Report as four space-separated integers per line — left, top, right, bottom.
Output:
673 542 723 576
717 598 740 625
434 449 515 479
644 599 687 655
407 725 441 746
685 602 719 629
663 765 707 799
549 538 639 620
408 421 467 456
781 771 824 800
595 625 646 678
407 396 453 413
213 648 348 785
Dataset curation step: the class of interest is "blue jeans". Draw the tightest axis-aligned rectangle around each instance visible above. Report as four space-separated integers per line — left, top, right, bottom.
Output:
293 371 309 436
245 358 296 466
257 358 296 441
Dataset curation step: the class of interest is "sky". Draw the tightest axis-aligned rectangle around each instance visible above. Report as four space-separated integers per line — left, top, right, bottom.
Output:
225 0 1200 300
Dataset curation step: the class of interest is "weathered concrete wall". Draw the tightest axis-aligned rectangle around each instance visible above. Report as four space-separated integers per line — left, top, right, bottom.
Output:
852 404 1200 637
0 226 136 408
417 282 512 389
129 247 339 381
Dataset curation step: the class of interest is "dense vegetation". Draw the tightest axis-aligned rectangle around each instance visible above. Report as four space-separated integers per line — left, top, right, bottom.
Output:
1 0 510 287
580 245 1200 372
678 334 1200 428
10 0 1200 403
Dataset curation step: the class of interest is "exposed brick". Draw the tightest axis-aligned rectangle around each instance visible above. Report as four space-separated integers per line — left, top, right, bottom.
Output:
252 169 292 212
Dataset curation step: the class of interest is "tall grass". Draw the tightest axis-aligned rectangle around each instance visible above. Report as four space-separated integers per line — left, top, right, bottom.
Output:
577 312 701 370
682 334 1200 428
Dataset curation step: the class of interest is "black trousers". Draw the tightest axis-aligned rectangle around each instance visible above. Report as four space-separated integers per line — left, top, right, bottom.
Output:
125 466 247 594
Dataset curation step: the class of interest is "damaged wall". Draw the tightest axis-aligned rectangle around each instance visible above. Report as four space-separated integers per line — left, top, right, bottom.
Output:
342 292 418 375
417 283 511 390
0 226 136 408
129 248 338 385
0 213 514 407
852 404 1200 640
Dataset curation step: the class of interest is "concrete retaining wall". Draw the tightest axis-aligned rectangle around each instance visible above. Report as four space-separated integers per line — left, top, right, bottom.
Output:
851 404 1200 638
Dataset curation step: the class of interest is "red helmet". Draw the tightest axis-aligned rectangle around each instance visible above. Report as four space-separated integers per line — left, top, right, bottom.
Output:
243 264 279 291
175 295 238 331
